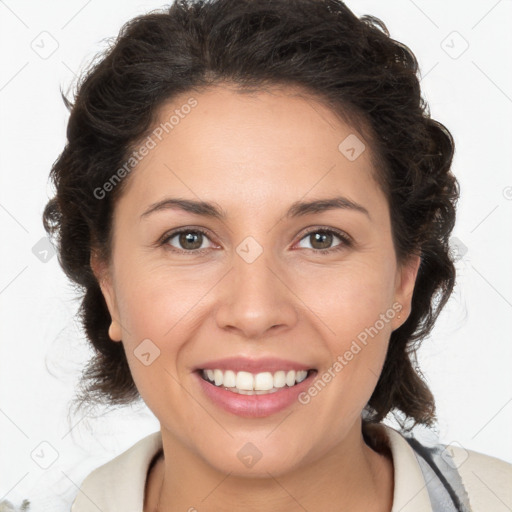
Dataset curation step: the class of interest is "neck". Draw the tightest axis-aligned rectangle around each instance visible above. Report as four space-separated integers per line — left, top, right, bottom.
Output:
147 420 394 512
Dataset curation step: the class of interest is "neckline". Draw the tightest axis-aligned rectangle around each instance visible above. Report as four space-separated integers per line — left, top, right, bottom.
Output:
362 421 393 461
144 425 393 511
144 447 165 511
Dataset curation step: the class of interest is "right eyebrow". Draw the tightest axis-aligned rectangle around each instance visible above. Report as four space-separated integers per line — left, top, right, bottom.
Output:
140 197 226 220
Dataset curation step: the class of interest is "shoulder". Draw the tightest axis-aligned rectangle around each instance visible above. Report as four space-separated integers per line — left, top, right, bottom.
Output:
371 423 512 512
71 431 163 512
450 445 512 511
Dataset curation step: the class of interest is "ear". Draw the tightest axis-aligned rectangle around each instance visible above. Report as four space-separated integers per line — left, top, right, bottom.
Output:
90 250 123 342
392 253 421 330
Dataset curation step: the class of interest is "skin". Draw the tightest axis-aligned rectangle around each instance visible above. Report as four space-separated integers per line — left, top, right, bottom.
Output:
91 85 420 512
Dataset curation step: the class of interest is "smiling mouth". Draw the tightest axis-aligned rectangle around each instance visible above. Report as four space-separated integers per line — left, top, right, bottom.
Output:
197 368 317 395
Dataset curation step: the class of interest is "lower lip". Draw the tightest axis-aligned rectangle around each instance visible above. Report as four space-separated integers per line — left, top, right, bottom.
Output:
194 370 317 418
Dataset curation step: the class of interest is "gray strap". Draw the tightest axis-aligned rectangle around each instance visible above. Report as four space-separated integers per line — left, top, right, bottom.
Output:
405 436 472 512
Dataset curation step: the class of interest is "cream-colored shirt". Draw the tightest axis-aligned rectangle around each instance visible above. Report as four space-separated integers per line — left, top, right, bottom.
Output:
70 424 512 511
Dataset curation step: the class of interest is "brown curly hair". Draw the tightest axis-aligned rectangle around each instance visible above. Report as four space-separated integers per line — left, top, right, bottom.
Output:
43 0 458 426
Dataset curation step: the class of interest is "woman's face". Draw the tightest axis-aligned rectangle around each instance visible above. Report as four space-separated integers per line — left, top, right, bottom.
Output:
94 86 419 476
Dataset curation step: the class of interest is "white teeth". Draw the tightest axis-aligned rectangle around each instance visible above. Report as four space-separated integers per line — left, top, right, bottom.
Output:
296 370 308 383
201 368 310 392
273 371 286 388
236 371 254 390
254 372 274 390
214 369 223 386
223 370 236 388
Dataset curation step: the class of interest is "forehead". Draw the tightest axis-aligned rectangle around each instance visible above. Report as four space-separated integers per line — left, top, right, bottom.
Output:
118 85 385 218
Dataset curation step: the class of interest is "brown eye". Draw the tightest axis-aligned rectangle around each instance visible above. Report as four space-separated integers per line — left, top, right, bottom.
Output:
177 232 204 250
309 231 334 250
296 228 352 254
161 229 214 252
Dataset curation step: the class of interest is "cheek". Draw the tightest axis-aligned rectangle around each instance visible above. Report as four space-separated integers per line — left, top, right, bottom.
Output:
299 256 397 332
111 268 200 416
114 261 205 337
110 262 219 398
300 260 397 390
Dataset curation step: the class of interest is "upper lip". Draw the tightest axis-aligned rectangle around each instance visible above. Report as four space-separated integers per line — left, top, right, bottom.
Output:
194 356 316 374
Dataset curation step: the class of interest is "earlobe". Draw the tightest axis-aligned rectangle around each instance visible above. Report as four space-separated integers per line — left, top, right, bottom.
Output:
90 251 123 342
393 254 421 330
107 320 123 342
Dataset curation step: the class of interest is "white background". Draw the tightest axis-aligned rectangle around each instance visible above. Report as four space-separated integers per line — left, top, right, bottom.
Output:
1 0 511 510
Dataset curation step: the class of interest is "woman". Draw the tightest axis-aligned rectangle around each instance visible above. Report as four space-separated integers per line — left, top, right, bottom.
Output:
42 0 511 511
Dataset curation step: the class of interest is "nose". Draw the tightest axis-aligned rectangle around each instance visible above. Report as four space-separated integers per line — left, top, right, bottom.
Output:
214 245 298 340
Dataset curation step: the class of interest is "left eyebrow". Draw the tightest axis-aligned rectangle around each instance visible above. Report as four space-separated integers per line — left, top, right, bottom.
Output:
140 195 371 221
285 196 371 219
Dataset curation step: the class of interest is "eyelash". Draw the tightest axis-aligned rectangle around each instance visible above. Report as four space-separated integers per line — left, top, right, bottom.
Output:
158 226 353 255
